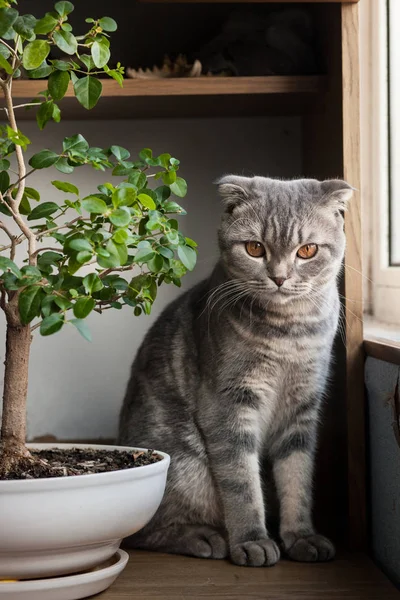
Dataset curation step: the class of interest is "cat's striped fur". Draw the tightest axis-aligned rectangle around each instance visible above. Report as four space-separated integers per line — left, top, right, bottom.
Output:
118 176 353 566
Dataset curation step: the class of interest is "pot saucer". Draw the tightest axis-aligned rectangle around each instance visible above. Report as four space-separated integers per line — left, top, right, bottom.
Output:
0 549 128 600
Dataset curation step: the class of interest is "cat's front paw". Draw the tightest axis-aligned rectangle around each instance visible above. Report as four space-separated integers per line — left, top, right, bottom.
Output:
282 532 335 562
230 538 280 567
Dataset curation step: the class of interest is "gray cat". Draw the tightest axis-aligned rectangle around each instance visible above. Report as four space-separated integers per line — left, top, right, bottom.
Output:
118 175 353 567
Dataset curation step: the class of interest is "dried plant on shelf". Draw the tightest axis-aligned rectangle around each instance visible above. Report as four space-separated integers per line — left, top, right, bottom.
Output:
127 54 206 79
0 0 197 477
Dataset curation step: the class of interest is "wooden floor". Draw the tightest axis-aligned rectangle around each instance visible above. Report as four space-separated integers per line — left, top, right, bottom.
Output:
99 550 399 599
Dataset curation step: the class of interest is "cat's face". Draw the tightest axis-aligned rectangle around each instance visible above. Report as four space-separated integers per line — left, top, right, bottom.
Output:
217 176 353 306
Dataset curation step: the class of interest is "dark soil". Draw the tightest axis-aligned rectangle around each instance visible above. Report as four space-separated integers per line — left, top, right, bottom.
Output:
0 448 162 480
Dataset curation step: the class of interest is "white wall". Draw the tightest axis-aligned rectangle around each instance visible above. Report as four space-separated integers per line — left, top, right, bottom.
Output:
0 117 301 440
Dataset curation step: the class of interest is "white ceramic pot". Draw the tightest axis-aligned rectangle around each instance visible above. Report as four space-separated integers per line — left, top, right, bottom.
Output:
0 444 170 580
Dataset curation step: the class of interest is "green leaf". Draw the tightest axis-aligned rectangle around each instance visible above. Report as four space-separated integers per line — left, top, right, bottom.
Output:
81 196 107 214
74 76 102 110
62 133 89 153
112 186 136 207
0 170 10 194
40 295 57 318
55 157 74 174
138 193 156 210
19 195 31 215
53 30 77 55
97 240 121 268
91 40 110 69
36 100 54 130
109 206 131 227
128 171 147 188
0 159 10 170
13 14 37 40
40 313 64 336
163 201 186 214
0 53 12 74
71 318 92 342
54 296 72 310
147 254 163 273
25 187 40 201
27 202 59 221
110 145 130 161
99 17 117 32
0 202 11 217
51 180 79 195
128 274 150 297
55 1 74 16
158 246 174 259
51 59 71 72
23 40 50 70
170 177 187 198
104 67 123 87
76 250 93 264
73 297 95 319
34 14 58 35
162 170 177 185
83 273 103 295
29 150 59 169
112 229 128 244
6 126 30 151
0 44 10 60
177 245 197 271
0 8 18 37
48 70 70 101
52 102 61 123
0 256 21 278
19 286 43 324
185 237 198 248
20 266 42 283
69 238 92 252
79 53 95 71
37 251 63 266
134 248 155 263
28 61 52 79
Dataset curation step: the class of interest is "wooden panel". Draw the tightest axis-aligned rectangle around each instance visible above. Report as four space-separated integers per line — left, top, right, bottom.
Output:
7 77 326 99
1 78 326 120
341 1 366 551
302 2 366 550
100 550 399 600
301 4 349 544
140 0 360 4
364 337 400 367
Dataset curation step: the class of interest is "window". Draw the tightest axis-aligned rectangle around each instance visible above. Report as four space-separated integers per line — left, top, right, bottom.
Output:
361 0 400 332
388 0 400 266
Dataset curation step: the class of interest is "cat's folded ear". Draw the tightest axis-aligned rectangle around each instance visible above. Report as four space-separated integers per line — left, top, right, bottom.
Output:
215 175 250 213
320 179 355 213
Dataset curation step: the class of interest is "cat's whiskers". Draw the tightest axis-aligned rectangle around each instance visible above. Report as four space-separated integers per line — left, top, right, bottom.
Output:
344 263 374 283
200 280 243 317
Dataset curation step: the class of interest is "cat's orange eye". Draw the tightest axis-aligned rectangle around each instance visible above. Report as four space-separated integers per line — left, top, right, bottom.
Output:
245 241 266 258
297 244 318 259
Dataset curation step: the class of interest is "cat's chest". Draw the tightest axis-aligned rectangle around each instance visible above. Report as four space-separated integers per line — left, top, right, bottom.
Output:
241 351 329 429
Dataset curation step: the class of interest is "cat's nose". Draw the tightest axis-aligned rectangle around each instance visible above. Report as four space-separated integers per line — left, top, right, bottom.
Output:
269 276 286 288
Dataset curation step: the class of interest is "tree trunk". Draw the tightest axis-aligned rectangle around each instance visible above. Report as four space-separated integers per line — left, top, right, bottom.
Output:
0 320 32 474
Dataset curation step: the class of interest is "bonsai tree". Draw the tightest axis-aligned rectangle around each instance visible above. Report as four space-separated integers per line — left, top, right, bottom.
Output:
0 1 197 476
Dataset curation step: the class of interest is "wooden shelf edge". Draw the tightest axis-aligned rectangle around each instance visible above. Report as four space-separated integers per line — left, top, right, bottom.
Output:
139 0 359 3
5 76 326 99
364 337 400 366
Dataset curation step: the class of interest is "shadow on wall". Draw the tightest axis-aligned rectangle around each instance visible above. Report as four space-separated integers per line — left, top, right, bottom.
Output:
366 357 400 587
0 117 301 441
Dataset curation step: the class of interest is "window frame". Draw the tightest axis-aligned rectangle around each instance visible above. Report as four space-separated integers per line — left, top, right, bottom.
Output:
362 0 400 326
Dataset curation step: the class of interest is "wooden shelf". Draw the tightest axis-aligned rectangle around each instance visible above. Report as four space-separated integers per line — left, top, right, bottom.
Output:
3 76 326 119
100 550 398 599
139 0 359 3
